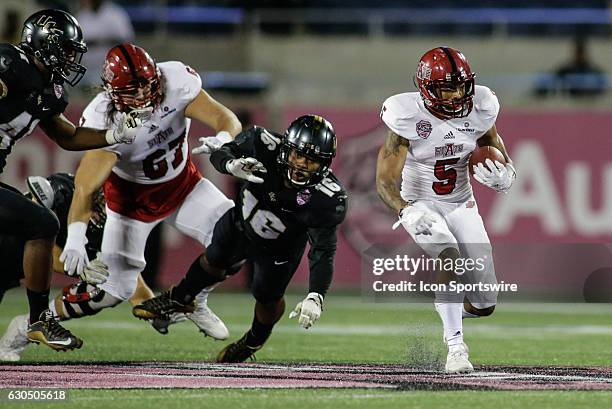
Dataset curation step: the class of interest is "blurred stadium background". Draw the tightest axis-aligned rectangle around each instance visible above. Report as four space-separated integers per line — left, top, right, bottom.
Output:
1 2 612 406
1 0 612 294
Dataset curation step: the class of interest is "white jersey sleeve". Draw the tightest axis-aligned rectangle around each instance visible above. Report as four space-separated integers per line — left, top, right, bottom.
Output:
80 92 111 130
472 85 499 132
158 61 202 111
380 92 422 141
80 92 124 157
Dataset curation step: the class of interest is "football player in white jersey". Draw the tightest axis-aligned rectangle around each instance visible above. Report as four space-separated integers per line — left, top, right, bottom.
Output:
376 47 516 373
49 43 241 342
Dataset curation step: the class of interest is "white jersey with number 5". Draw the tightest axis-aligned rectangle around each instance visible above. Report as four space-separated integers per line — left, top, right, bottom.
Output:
381 85 499 203
80 61 201 184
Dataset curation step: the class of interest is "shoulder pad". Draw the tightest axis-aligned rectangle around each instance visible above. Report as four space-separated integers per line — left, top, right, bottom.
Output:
255 126 284 152
80 91 112 129
311 174 348 226
473 85 500 128
381 92 422 140
0 45 29 72
0 45 33 92
159 61 202 107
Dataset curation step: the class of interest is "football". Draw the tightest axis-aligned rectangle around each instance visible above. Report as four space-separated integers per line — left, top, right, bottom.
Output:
469 145 506 175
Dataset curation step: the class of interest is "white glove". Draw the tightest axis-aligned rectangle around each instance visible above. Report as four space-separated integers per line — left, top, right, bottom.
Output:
192 131 233 155
472 159 516 193
59 222 89 278
80 254 109 285
289 292 323 329
105 107 153 145
392 202 437 236
226 157 267 184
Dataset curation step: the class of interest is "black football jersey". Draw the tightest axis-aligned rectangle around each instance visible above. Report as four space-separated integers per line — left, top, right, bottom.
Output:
211 126 348 252
0 43 69 173
0 177 103 290
48 173 103 260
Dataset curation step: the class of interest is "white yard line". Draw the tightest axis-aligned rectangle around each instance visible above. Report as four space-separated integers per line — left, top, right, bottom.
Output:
51 320 612 337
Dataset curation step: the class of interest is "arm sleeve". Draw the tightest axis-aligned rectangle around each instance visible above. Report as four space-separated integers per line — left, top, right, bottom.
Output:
307 225 339 297
210 127 258 174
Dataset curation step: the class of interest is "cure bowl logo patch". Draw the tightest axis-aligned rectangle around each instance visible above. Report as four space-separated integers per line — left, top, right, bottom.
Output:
416 120 432 139
296 189 311 206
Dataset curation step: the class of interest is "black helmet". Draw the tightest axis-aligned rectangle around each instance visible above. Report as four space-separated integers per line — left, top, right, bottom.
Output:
278 115 337 187
27 172 75 213
20 9 87 86
26 173 106 230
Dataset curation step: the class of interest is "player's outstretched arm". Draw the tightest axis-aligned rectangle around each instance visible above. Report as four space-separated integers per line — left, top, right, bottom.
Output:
290 226 340 329
210 129 267 183
40 109 152 150
186 89 242 136
376 130 409 213
186 89 243 155
60 150 118 279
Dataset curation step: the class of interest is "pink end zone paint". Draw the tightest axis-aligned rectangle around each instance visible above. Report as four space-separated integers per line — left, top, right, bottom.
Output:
0 363 610 390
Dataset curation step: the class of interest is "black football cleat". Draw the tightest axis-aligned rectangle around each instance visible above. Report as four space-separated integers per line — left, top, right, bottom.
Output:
27 310 83 351
132 290 195 321
216 332 262 363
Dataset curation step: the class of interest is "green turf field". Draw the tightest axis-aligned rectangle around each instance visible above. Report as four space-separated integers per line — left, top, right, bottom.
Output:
1 288 611 408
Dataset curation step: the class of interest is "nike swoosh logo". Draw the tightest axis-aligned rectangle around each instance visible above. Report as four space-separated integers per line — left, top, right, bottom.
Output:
47 338 74 346
42 107 51 111
274 261 289 265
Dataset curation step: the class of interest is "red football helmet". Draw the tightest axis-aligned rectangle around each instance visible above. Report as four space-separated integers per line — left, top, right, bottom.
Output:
414 47 475 119
101 43 163 111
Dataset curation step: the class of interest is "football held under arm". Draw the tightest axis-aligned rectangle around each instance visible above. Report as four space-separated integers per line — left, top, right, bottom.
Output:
477 125 512 164
474 126 516 193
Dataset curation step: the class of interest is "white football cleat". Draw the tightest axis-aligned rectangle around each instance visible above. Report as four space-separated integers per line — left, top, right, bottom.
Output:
187 290 229 340
0 314 29 362
150 312 187 335
445 342 474 374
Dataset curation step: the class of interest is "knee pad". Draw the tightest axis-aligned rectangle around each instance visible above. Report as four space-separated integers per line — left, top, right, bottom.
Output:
58 281 122 319
470 302 496 316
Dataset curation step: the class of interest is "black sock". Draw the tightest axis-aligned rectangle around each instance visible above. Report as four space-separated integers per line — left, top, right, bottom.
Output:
27 288 50 323
246 316 274 347
171 255 223 305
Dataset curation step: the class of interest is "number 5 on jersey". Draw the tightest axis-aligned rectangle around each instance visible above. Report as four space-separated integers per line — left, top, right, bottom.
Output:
432 158 459 195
